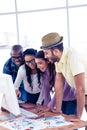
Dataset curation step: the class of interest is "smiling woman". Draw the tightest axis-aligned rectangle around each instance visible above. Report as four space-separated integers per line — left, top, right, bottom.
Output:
14 48 44 104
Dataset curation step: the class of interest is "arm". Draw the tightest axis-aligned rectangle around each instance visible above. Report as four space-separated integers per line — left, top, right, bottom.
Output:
3 59 18 82
14 67 24 98
3 59 12 74
36 76 44 105
47 93 56 109
53 73 65 113
36 86 44 105
74 73 85 118
64 73 85 121
37 74 51 105
14 66 23 90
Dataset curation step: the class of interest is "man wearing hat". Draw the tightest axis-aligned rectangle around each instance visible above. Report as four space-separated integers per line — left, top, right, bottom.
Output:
41 32 85 121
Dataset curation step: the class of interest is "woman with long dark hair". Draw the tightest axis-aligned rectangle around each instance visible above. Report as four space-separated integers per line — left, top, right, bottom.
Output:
14 48 43 104
35 50 77 115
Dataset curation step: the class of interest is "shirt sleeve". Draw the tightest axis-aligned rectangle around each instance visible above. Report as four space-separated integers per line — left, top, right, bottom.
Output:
69 50 85 76
47 93 56 109
36 87 44 104
14 66 24 90
3 59 11 74
36 78 44 104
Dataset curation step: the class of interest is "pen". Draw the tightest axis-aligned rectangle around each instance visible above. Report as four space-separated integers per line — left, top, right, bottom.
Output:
30 114 45 120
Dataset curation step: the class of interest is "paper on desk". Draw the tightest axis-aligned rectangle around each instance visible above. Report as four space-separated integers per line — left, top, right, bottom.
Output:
0 115 73 130
81 107 87 121
79 108 87 130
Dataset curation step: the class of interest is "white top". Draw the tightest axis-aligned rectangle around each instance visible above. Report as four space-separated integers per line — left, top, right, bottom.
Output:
14 64 42 94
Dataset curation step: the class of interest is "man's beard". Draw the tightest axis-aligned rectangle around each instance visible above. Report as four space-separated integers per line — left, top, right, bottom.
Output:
48 56 59 63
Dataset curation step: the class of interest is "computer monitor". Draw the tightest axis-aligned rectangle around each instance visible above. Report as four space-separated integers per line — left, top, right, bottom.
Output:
0 74 21 116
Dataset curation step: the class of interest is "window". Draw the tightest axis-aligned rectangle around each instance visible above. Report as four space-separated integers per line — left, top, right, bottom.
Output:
0 0 15 13
18 9 68 49
69 6 87 51
17 0 66 11
0 0 87 73
0 15 17 47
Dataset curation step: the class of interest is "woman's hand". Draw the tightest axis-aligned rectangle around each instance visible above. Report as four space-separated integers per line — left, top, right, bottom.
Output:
50 108 62 114
16 89 21 98
36 104 50 113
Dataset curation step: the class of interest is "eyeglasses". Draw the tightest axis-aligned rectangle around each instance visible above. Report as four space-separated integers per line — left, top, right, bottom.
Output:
12 56 22 59
25 59 35 64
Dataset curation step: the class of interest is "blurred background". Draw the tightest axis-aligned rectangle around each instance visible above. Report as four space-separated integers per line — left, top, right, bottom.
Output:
0 0 87 73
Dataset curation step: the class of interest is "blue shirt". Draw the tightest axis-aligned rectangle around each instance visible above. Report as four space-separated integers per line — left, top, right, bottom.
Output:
3 58 19 83
3 58 27 101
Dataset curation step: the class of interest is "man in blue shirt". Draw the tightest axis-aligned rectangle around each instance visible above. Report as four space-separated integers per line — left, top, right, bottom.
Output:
3 45 27 102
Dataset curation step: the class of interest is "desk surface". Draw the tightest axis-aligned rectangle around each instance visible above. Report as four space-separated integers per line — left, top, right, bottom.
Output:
0 103 87 130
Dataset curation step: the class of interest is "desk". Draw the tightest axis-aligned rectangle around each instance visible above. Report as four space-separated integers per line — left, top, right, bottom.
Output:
0 103 87 130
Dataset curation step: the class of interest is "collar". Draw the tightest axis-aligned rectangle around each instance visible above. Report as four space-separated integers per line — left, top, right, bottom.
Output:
59 48 69 64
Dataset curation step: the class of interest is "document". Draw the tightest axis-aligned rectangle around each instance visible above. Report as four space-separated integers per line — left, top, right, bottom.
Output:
0 115 73 130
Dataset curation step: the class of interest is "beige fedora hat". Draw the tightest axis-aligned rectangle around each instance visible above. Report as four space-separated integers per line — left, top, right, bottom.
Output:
40 32 63 49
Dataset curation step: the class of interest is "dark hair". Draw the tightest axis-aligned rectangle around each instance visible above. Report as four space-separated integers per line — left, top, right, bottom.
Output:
48 63 55 90
35 50 47 61
23 48 41 90
11 45 23 53
23 48 37 57
35 50 55 90
52 43 64 51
